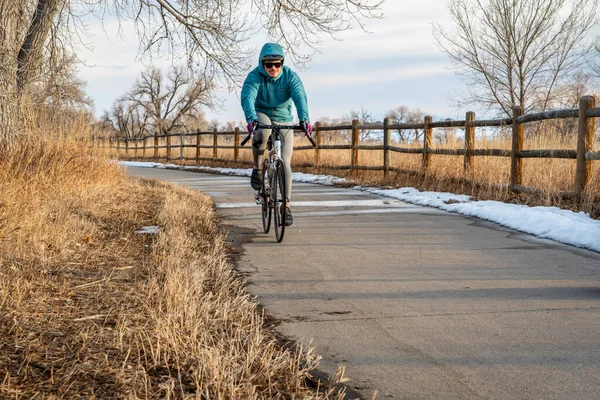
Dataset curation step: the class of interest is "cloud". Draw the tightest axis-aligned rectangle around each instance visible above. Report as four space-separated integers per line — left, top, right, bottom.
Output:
93 65 131 71
308 65 451 89
304 62 451 89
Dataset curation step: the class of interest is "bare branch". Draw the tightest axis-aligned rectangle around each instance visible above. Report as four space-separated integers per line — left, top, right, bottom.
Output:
433 0 599 116
108 64 216 137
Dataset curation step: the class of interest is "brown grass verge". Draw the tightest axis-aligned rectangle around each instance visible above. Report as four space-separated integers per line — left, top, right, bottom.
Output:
0 136 347 399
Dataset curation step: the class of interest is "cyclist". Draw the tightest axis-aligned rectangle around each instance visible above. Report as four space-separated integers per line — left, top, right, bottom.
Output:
241 42 312 226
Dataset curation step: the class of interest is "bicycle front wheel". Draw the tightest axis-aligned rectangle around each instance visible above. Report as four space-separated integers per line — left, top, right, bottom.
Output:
272 160 287 243
261 164 271 233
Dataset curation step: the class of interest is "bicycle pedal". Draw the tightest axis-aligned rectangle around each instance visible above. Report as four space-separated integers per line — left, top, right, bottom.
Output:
254 193 262 204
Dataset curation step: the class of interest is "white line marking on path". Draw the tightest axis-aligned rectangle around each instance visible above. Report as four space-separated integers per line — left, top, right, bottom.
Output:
227 208 444 219
176 180 249 184
216 199 413 208
187 184 250 188
290 191 369 196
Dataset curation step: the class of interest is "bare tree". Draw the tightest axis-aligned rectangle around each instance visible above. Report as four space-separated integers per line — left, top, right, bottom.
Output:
208 119 221 131
436 118 457 145
105 97 151 139
178 109 209 132
433 0 598 117
314 115 350 142
346 107 377 141
134 66 215 135
556 71 596 108
31 46 93 120
0 0 383 143
109 65 214 137
98 110 119 137
385 106 426 143
221 121 241 144
385 105 409 142
529 71 598 138
223 121 239 132
594 44 600 79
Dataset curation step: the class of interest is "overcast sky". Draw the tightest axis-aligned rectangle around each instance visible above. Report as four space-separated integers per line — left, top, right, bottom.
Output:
77 1 473 124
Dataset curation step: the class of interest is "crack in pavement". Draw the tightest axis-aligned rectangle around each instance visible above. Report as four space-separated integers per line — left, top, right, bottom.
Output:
281 306 600 324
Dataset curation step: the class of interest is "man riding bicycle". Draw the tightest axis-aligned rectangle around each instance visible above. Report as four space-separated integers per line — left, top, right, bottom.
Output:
241 42 312 227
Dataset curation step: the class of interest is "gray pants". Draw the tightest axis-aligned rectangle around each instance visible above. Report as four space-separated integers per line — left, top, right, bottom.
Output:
252 112 294 200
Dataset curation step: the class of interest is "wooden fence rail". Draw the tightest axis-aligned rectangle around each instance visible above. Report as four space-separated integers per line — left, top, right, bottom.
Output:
103 96 600 197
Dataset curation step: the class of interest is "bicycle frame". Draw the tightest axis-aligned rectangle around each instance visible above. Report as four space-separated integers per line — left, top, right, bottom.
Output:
263 124 288 162
241 123 316 242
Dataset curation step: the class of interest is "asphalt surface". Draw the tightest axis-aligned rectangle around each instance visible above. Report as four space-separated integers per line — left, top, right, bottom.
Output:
127 166 600 400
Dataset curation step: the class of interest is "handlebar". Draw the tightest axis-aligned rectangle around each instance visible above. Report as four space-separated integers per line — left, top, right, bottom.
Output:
240 123 317 148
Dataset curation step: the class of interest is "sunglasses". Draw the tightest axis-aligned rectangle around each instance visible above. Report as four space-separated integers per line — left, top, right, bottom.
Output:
263 62 282 69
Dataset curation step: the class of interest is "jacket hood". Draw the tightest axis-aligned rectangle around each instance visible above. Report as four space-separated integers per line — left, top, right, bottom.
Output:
258 43 285 78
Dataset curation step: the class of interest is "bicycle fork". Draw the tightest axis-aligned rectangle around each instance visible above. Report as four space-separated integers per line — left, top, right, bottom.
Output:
254 158 274 206
254 134 281 206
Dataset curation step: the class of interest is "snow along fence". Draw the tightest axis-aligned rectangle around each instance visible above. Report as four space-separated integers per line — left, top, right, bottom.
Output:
102 96 600 197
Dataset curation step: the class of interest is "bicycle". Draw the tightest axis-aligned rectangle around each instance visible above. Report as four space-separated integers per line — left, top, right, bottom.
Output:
241 123 316 242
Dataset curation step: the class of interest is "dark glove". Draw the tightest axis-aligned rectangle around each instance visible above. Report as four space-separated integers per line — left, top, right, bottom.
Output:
300 121 313 136
246 120 258 134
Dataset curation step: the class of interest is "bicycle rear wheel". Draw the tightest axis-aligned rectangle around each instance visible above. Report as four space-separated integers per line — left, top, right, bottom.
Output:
272 160 287 243
261 163 271 233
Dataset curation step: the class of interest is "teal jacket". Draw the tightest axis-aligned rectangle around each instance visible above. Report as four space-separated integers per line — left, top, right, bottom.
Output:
241 43 309 123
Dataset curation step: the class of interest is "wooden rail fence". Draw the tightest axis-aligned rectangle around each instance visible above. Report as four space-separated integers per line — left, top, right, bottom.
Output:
104 96 600 197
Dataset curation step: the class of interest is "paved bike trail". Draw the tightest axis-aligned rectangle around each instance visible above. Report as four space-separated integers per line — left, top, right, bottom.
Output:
126 166 600 400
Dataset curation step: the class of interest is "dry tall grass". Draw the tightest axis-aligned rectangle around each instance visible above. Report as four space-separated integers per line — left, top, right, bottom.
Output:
0 125 346 398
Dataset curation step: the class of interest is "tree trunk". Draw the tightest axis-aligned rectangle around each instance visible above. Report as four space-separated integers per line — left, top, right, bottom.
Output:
0 0 63 145
17 0 63 91
0 79 19 145
0 0 24 144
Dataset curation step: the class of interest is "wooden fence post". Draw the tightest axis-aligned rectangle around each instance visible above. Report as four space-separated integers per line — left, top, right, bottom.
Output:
234 127 240 163
464 111 475 172
196 130 201 164
154 131 158 160
315 121 322 166
575 95 596 196
351 119 359 174
383 117 391 177
511 106 524 189
180 133 184 161
166 131 171 160
213 128 218 160
423 116 432 170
